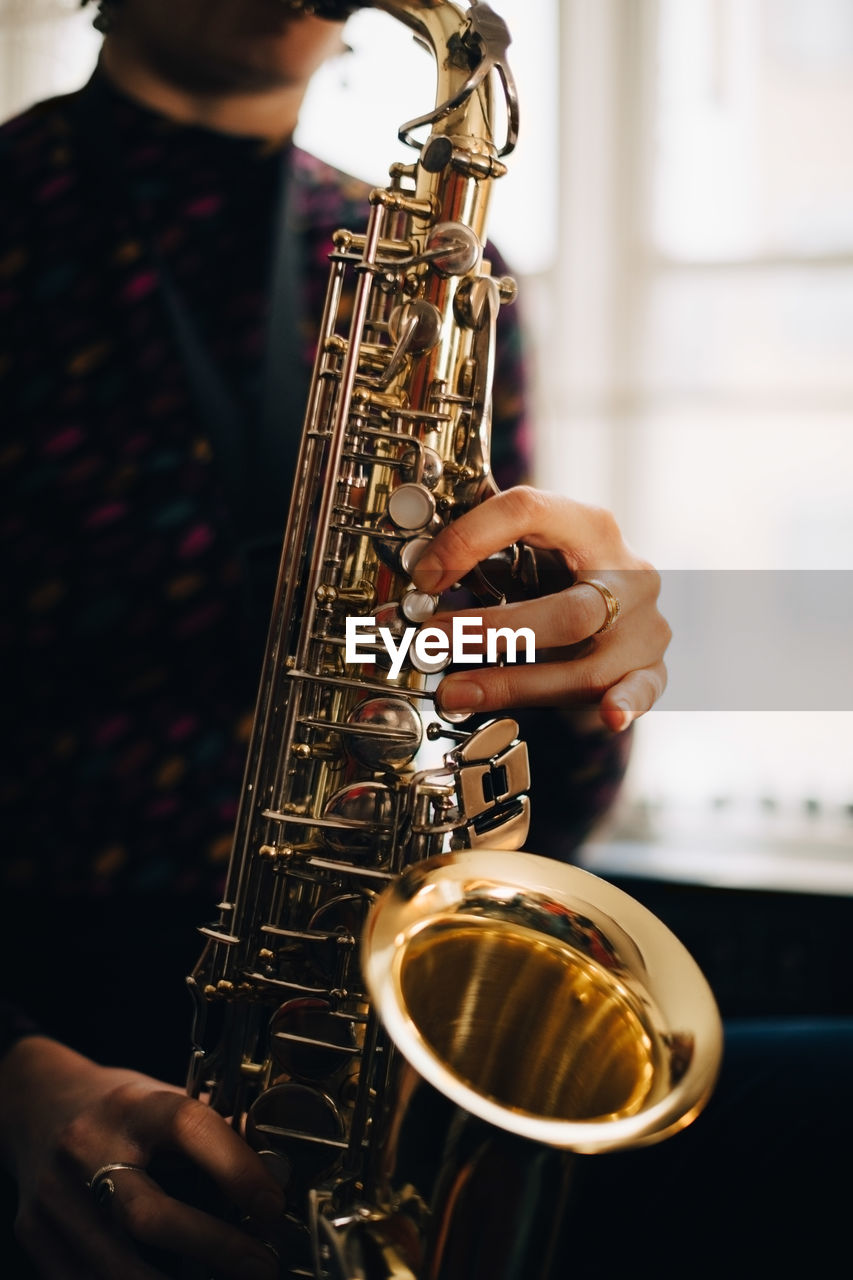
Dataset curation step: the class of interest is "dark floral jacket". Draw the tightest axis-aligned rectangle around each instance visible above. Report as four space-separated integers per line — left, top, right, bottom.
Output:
0 71 628 899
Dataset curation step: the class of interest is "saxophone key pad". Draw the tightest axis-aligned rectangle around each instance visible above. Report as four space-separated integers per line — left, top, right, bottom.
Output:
436 703 475 725
400 445 443 489
269 999 358 1083
373 601 407 636
408 626 452 675
399 535 433 577
387 483 436 531
346 696 423 768
246 1084 344 1189
424 221 481 276
401 589 439 623
322 782 394 856
451 717 520 763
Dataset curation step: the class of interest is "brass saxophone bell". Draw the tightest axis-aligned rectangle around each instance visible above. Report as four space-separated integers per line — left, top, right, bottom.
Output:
363 849 723 1155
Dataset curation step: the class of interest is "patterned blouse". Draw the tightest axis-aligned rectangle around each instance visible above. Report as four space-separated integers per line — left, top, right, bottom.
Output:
0 69 629 904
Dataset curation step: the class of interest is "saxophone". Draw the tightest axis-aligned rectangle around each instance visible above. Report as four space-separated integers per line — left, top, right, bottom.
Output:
187 4 723 1277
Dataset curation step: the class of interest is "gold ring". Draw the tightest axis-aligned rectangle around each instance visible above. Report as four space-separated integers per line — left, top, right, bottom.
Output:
582 579 622 635
87 1162 147 1207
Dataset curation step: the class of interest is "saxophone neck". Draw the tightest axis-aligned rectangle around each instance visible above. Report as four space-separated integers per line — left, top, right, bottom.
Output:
375 1 519 160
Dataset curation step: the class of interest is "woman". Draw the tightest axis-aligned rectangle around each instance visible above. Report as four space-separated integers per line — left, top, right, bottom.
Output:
0 3 671 1275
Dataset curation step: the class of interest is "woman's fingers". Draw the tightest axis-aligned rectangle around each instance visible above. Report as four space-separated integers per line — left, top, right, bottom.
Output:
107 1167 278 1279
432 572 660 652
118 1087 285 1226
409 486 671 725
52 1081 284 1276
436 631 667 718
8 1046 284 1280
18 1186 166 1280
430 573 670 724
599 661 669 732
437 658 666 724
412 487 626 593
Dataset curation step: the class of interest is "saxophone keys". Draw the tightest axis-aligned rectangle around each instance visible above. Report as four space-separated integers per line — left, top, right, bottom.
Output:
454 275 501 331
268 998 360 1083
451 716 520 763
372 600 407 637
308 893 371 989
387 299 442 354
409 627 452 675
322 781 394 856
400 445 443 489
455 738 530 817
401 588 438 623
374 529 434 578
387 482 436 531
346 696 423 769
245 1083 345 1192
423 221 481 276
399 535 433 577
462 795 532 850
448 720 531 843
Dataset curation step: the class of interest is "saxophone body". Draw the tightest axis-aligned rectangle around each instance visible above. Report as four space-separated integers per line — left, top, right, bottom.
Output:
188 5 723 1277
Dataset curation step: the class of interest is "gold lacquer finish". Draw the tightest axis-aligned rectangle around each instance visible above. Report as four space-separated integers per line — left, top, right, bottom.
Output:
399 924 657 1122
364 851 722 1155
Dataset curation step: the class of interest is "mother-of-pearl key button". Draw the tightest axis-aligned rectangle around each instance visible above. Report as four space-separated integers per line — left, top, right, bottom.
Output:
400 536 433 576
401 590 438 623
409 624 452 674
387 483 436 531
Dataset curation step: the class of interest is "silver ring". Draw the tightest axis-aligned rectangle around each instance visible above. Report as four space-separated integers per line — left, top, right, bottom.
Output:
87 1162 147 1207
582 578 622 635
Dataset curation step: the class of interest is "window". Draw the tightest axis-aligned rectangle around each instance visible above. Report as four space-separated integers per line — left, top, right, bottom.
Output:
561 0 853 880
0 1 100 120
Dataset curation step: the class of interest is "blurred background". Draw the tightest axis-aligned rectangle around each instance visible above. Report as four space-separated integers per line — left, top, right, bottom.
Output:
3 0 852 1012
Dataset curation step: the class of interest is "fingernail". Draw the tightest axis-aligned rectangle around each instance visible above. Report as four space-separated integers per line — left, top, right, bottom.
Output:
438 680 484 715
412 550 443 591
610 700 633 731
250 1188 285 1222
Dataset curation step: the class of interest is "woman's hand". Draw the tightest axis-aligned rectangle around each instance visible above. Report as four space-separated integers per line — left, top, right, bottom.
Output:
0 1036 283 1279
412 486 671 732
